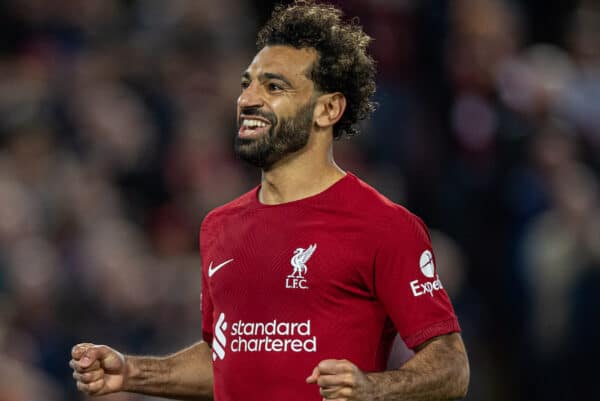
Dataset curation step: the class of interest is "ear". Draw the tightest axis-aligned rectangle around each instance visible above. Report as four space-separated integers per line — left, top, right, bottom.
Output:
314 92 346 129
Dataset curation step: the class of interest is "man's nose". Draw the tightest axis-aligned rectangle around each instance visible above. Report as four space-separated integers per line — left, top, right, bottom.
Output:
237 82 264 109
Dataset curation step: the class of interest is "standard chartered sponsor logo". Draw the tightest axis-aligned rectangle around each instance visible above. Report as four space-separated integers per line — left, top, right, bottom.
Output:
212 312 228 361
231 319 317 352
212 313 317 360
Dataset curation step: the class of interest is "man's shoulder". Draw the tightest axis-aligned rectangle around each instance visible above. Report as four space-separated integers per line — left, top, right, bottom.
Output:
201 186 258 227
348 173 418 223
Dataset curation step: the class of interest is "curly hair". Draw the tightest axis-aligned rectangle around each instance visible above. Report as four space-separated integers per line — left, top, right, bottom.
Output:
256 0 377 139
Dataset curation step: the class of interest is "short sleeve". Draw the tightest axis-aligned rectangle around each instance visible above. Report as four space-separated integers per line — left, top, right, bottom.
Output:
374 210 460 349
200 220 214 344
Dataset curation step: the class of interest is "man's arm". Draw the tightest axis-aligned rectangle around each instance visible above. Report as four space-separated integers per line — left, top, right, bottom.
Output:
307 332 469 401
70 341 213 401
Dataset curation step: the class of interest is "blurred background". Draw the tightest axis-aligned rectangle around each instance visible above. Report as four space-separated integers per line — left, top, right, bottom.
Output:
0 0 598 400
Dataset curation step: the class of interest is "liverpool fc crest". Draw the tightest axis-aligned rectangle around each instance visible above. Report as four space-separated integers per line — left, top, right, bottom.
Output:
286 243 317 289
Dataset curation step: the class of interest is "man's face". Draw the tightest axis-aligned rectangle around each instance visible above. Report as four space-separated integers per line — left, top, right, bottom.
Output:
235 46 318 169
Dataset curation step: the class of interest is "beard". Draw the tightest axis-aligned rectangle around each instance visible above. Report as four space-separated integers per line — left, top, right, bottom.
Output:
234 99 315 170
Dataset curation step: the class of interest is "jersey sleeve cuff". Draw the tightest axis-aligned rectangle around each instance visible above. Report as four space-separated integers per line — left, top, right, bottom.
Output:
402 318 461 350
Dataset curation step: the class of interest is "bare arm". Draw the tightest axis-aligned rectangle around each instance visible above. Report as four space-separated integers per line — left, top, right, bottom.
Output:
368 332 469 400
124 341 214 400
307 332 469 401
71 341 213 401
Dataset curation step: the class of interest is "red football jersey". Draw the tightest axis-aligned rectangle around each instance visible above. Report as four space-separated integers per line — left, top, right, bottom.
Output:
200 173 460 401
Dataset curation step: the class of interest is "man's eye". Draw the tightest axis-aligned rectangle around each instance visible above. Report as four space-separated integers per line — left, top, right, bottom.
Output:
268 83 283 91
241 81 250 90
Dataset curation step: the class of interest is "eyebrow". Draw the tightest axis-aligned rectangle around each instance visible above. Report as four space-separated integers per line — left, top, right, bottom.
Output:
241 71 294 88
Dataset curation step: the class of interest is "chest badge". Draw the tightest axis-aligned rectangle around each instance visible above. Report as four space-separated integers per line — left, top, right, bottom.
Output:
286 243 317 289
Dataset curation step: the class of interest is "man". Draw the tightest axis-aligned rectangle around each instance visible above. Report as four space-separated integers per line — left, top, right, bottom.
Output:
70 1 469 400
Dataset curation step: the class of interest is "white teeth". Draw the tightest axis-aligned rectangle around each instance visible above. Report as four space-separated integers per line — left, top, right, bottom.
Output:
242 119 268 128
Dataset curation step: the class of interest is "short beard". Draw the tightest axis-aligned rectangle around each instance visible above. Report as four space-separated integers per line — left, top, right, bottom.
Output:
234 99 315 170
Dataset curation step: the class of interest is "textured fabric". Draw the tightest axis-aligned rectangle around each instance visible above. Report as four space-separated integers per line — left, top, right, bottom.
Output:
200 173 460 401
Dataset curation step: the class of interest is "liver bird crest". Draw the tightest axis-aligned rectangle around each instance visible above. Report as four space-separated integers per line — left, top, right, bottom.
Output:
290 244 317 277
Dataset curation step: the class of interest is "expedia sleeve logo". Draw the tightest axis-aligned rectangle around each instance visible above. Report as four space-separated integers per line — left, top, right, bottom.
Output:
409 250 444 297
211 312 317 361
419 250 435 278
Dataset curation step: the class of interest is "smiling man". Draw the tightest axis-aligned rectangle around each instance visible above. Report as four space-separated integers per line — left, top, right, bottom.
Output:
70 1 469 400
235 45 319 170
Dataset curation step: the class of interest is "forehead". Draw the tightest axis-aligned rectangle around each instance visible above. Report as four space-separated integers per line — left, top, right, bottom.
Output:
245 45 317 82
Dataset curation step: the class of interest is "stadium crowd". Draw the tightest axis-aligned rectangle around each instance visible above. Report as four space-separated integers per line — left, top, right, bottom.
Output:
0 0 598 400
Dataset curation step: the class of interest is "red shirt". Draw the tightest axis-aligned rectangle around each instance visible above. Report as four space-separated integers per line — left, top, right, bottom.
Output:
200 173 460 401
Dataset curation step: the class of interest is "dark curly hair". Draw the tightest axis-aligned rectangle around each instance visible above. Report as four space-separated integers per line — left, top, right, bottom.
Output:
257 0 377 139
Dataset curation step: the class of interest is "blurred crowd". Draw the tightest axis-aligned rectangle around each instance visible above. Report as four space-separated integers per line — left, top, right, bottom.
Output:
0 0 598 400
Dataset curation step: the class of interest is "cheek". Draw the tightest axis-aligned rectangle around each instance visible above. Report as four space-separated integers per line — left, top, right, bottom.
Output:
270 100 299 123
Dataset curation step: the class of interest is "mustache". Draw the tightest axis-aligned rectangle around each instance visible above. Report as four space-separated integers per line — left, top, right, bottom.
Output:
238 107 277 127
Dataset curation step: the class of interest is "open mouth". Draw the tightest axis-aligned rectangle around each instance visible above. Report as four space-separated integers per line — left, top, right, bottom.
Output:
238 116 272 139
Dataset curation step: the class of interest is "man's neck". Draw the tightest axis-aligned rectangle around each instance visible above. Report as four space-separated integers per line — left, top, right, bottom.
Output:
258 145 345 205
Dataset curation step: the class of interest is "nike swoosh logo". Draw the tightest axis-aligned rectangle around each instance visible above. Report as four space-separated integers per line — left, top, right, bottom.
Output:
208 258 234 277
